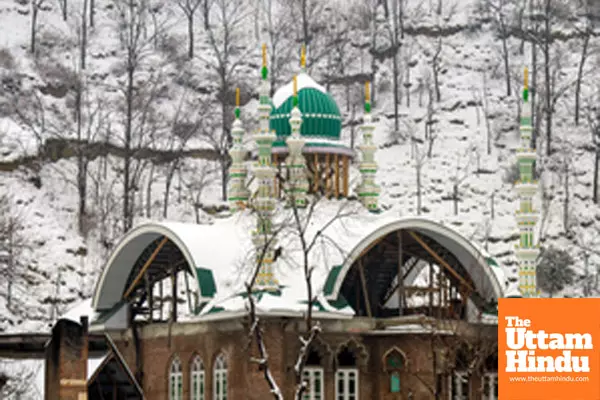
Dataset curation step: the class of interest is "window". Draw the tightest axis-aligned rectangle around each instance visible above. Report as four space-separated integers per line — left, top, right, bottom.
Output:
169 356 183 400
383 348 405 394
481 372 498 400
303 367 324 400
190 356 205 400
213 354 227 400
450 371 469 400
335 345 359 400
336 369 358 400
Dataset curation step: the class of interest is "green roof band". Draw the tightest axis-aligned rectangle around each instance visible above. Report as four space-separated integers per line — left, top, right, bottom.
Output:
196 267 217 298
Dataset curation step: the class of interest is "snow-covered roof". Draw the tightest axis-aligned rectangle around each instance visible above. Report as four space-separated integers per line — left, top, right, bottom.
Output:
59 298 96 324
272 72 327 108
91 202 507 320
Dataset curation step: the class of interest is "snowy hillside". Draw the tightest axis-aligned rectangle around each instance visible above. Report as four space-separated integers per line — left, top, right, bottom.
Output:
0 0 598 364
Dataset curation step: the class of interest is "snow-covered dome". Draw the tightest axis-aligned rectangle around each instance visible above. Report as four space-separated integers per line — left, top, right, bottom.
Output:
270 72 342 141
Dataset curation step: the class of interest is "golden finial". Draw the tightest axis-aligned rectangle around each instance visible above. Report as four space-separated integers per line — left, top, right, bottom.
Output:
524 67 528 90
301 44 306 69
293 75 298 97
365 81 370 102
236 88 240 107
262 43 267 67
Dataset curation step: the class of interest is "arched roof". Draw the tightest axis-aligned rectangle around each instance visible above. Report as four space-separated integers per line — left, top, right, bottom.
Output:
91 222 226 311
324 217 505 303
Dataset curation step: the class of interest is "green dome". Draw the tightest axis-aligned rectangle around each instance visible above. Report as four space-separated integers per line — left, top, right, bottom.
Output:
270 73 342 141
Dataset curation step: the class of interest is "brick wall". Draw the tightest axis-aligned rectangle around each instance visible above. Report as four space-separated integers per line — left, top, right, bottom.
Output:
109 317 496 400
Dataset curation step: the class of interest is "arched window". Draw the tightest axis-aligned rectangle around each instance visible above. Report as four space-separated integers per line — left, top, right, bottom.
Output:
190 355 205 400
302 349 324 400
213 353 228 400
383 348 406 394
335 346 359 400
481 353 498 400
169 356 183 400
451 348 470 400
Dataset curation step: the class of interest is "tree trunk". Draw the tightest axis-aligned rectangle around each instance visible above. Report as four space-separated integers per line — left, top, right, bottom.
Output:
124 65 134 233
90 0 94 27
187 13 194 59
393 51 400 133
81 0 88 70
416 165 422 215
31 4 38 54
163 162 177 218
146 163 154 217
301 0 309 46
594 148 599 204
543 0 552 156
563 162 569 233
453 183 458 215
500 19 511 96
62 0 67 20
575 33 590 126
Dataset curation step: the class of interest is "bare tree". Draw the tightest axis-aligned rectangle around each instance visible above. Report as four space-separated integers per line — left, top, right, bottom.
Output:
406 119 428 215
449 147 475 216
201 0 249 201
245 194 358 399
574 0 598 126
486 0 514 96
423 72 439 158
177 0 203 58
587 99 600 204
260 0 294 95
0 194 28 313
182 162 216 223
31 0 47 54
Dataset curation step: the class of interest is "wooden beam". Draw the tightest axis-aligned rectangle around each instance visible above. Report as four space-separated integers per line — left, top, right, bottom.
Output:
171 266 177 323
397 231 404 316
184 271 193 314
408 231 475 293
273 153 279 197
357 259 372 318
159 280 164 321
313 153 319 192
334 153 340 198
325 153 331 197
428 262 434 316
145 275 153 322
123 236 169 299
343 156 349 197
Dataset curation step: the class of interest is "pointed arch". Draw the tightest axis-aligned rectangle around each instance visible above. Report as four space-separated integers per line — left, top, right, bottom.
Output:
168 355 183 400
382 347 408 371
335 338 369 369
213 352 228 400
190 354 205 400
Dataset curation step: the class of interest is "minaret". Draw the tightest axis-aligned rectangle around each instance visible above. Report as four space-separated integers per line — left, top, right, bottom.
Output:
227 88 249 210
514 67 540 298
252 44 278 289
284 74 309 208
357 81 380 211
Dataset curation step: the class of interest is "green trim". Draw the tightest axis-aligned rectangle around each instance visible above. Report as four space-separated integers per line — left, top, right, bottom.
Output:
358 192 380 197
262 66 268 80
234 108 240 119
324 265 343 296
196 268 217 298
328 294 349 310
523 88 529 102
207 306 225 314
486 257 499 268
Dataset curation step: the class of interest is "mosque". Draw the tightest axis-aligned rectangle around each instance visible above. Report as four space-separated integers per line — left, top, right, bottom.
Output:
17 47 539 400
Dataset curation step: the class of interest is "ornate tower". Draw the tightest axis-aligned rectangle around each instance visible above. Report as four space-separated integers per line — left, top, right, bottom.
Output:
357 81 380 211
514 67 540 298
227 88 249 210
284 75 309 208
252 44 278 289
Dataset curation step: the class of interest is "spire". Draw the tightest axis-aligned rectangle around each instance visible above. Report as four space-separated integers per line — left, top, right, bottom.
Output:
253 44 278 290
514 66 539 298
285 75 309 208
300 44 306 73
227 87 249 210
357 81 380 212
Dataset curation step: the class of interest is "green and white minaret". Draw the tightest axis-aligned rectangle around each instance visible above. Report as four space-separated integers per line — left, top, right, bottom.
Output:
252 44 278 289
514 67 540 298
284 68 309 208
357 81 380 211
227 88 249 210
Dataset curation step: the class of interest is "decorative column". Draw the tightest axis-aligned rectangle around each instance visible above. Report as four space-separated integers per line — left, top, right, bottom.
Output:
252 44 278 290
285 75 309 208
357 81 380 212
227 88 249 210
514 67 540 298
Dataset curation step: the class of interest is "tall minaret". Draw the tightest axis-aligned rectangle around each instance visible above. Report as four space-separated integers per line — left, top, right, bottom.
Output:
252 44 278 289
514 67 540 298
284 74 309 208
227 88 249 211
357 81 380 212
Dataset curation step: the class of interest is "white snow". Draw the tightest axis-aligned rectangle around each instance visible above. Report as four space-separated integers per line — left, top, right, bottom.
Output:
272 73 328 109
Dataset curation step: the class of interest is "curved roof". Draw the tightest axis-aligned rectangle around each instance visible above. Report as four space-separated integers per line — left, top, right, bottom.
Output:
91 221 243 311
323 217 505 303
270 73 342 140
91 210 508 318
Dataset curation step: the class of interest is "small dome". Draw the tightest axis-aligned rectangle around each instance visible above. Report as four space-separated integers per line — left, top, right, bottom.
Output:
270 73 342 140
